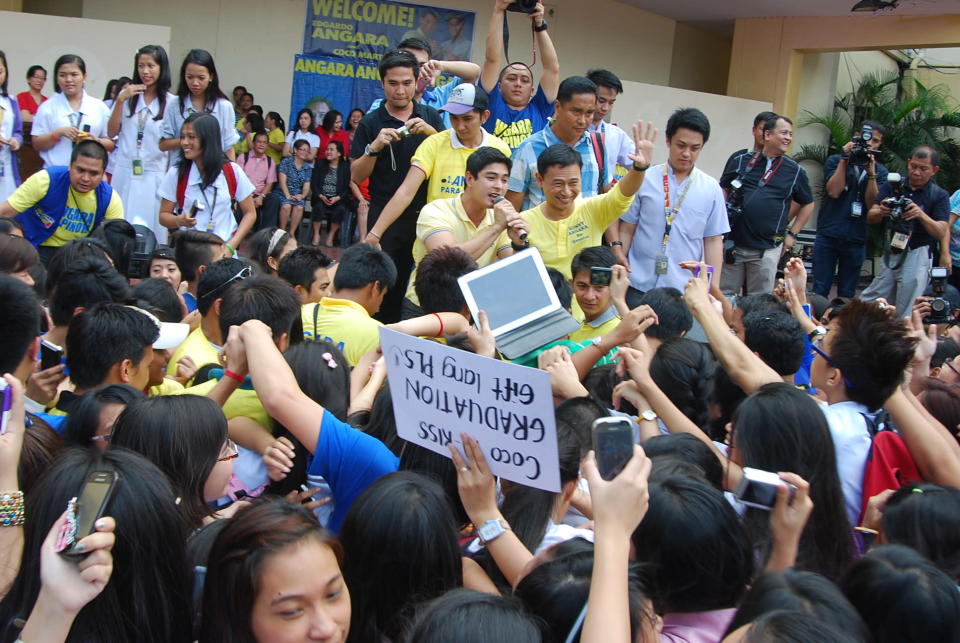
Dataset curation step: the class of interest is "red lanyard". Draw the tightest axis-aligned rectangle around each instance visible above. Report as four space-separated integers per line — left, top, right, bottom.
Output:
758 156 784 188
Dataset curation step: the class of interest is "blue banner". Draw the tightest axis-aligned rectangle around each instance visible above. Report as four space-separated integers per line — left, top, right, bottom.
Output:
289 54 384 132
303 0 476 63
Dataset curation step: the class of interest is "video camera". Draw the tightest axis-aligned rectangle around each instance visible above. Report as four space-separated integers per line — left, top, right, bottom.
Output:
507 0 538 12
883 173 914 253
847 124 880 167
926 267 952 325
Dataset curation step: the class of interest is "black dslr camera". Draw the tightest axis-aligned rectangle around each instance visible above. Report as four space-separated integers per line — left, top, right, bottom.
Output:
725 178 745 224
926 267 952 325
883 173 914 253
507 0 538 12
847 124 880 167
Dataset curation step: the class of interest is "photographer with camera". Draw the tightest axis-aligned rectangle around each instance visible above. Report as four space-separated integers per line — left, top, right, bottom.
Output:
859 145 950 316
812 121 888 299
719 115 814 297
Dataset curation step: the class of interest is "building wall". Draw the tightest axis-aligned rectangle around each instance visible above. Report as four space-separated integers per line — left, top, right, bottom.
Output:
668 22 732 96
836 50 899 96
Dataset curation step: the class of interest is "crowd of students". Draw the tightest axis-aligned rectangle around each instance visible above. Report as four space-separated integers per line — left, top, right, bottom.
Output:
2 0 960 641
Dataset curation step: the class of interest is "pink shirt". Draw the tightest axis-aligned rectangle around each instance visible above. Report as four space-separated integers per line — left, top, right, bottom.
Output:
237 152 277 195
660 608 737 643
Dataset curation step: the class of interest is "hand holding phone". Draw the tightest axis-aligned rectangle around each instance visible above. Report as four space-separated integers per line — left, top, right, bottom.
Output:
733 467 796 511
592 417 636 480
40 339 64 371
0 380 11 436
590 266 613 287
56 471 119 560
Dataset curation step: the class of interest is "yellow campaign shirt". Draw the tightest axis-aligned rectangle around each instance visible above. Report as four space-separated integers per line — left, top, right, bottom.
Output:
568 306 621 344
522 182 634 279
176 379 271 429
267 128 285 164
301 298 382 367
149 378 185 396
166 326 221 380
411 129 511 204
406 196 512 304
7 170 124 247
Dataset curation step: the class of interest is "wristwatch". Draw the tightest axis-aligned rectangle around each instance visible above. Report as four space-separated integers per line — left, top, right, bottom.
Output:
785 230 797 239
610 240 624 247
808 325 827 341
364 143 379 157
639 409 658 422
591 335 608 353
633 162 650 172
477 518 511 544
534 20 548 32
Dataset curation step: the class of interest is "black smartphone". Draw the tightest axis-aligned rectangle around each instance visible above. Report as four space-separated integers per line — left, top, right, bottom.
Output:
592 417 635 481
60 470 119 560
40 339 63 370
590 266 613 287
733 467 796 511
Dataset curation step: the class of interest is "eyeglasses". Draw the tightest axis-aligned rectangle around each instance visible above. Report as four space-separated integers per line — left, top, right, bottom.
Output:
198 265 253 302
943 355 960 379
218 438 238 462
91 433 112 444
811 337 854 389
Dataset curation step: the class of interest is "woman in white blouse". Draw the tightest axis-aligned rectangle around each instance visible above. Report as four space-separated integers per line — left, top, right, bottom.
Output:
283 108 320 163
158 113 256 252
159 49 238 162
107 45 175 243
31 54 114 167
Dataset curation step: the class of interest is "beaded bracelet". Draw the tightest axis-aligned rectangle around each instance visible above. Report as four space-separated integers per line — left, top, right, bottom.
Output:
0 491 24 527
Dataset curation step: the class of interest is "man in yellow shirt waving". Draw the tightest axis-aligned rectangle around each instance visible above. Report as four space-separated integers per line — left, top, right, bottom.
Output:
0 140 123 263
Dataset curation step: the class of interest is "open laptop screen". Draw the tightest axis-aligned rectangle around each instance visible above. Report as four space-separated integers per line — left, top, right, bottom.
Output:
458 250 559 336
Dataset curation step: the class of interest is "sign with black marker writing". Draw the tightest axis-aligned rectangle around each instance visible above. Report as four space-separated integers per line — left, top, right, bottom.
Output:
379 327 560 492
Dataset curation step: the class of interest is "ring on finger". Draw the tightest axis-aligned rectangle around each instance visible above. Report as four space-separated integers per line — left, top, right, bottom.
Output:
460 466 469 473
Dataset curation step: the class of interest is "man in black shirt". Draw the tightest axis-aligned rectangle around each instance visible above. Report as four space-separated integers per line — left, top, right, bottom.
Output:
351 50 445 322
859 145 950 315
720 115 813 296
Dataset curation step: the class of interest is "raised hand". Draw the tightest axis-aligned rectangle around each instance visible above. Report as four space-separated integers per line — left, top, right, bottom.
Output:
629 120 658 170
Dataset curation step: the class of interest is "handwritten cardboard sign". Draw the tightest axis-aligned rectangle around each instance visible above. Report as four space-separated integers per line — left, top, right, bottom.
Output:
379 327 560 492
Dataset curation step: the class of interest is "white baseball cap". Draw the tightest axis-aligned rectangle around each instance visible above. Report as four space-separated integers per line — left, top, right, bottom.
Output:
440 84 489 116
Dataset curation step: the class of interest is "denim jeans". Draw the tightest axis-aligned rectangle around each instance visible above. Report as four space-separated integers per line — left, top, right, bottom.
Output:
812 235 866 298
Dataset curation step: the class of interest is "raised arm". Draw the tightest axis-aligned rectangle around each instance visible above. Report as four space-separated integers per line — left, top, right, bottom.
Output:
614 121 657 199
530 3 560 102
481 0 512 91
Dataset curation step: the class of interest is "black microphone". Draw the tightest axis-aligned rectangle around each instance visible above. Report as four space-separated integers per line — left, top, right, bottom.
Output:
493 195 528 242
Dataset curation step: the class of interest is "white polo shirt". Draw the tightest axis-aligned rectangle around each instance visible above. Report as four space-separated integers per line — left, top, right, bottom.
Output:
32 91 111 167
160 96 239 155
113 93 175 173
819 400 874 526
157 162 254 242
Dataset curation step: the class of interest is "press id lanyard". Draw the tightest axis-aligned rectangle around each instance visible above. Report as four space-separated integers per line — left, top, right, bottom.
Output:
758 156 784 188
656 167 693 275
132 105 149 176
201 186 219 232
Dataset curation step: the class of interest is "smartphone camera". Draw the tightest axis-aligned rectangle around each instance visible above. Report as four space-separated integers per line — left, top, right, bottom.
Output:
590 266 613 287
733 467 796 511
40 339 64 371
60 470 119 560
592 417 635 481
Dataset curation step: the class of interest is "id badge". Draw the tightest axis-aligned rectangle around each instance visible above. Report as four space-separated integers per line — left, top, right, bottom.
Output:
892 232 910 250
132 159 144 176
655 254 669 275
730 178 742 190
851 201 862 218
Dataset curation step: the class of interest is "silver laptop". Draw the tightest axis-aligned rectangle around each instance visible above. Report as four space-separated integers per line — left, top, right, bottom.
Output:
458 249 581 359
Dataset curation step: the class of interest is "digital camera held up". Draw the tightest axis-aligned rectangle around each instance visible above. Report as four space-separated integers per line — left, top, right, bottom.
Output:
507 0 538 12
847 124 880 167
926 267 953 325
883 173 914 253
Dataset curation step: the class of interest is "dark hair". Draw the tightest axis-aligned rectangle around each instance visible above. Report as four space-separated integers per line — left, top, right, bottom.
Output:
48 255 128 327
0 448 192 642
753 111 778 128
0 234 38 280
278 245 332 292
831 300 917 410
649 337 716 429
398 441 469 528
111 395 227 529
581 365 635 415
415 246 477 313
218 275 300 342
333 243 397 291
245 111 264 133
555 396 607 455
60 384 145 448
365 386 402 455
130 45 171 120
632 475 753 613
738 292 788 317
66 302 159 390
0 275 41 375
346 108 363 132
0 51 8 96
102 78 118 101
665 107 711 143
378 50 420 82
708 366 746 442
537 143 582 177
732 383 854 580
404 590 541 643
200 497 343 643
70 138 109 168
556 76 597 104
90 218 137 277
293 107 314 132
725 569 869 639
932 337 960 368
265 110 285 132
321 108 342 133
340 472 462 643
52 54 85 93
17 419 64 494
739 611 863 643
643 433 724 490
841 544 960 643
26 64 46 81
325 138 345 158
546 266 572 310
131 277 182 323
398 36 433 58
763 114 793 131
465 146 512 179
912 144 941 167
862 119 888 138
45 239 113 300
246 227 293 275
175 48 227 112
743 310 805 376
585 68 622 94
570 245 615 278
196 257 249 316
171 229 224 283
177 112 227 188
920 378 960 437
882 483 960 581
292 138 310 151
639 287 693 340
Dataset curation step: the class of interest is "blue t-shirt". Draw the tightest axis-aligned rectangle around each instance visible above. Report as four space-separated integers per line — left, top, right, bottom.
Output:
816 154 888 244
307 409 399 533
367 76 461 129
183 292 197 314
480 82 553 151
